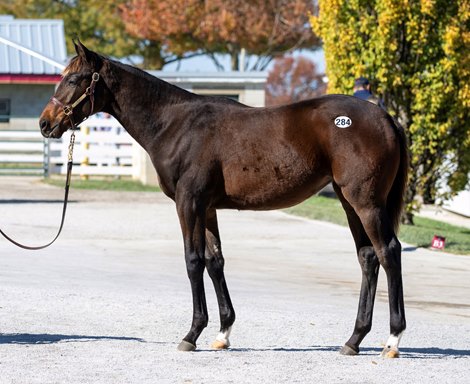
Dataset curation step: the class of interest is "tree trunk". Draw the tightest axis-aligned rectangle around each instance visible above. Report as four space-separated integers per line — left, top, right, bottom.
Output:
230 50 239 71
142 41 165 70
402 170 417 226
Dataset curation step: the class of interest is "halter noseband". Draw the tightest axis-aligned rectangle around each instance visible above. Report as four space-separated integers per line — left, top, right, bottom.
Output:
51 72 100 128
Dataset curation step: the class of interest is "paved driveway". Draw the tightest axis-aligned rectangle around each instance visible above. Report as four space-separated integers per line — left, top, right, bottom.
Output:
0 177 469 383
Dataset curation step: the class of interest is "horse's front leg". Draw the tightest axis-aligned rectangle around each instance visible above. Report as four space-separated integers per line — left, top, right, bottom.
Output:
175 189 208 352
205 208 235 349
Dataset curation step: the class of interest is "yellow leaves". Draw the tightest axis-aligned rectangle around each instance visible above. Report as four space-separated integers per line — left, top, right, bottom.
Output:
438 123 450 136
309 13 320 35
459 84 470 108
443 25 460 55
420 0 435 15
459 0 470 19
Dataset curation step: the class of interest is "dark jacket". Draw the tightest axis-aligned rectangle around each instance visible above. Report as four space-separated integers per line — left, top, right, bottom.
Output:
353 89 385 109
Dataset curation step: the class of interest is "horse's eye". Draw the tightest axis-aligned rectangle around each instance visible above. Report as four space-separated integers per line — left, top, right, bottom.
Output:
67 76 80 86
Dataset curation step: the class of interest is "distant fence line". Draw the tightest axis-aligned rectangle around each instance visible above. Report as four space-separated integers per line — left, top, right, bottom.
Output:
0 117 136 178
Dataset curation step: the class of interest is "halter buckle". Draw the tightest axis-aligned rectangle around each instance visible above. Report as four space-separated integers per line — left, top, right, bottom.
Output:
63 105 73 116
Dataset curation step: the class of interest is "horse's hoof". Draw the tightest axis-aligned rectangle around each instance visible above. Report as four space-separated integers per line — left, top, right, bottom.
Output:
211 339 230 350
340 344 359 356
177 340 196 352
381 347 400 358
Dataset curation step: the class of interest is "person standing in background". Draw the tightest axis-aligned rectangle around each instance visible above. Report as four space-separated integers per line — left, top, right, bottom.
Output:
353 77 385 108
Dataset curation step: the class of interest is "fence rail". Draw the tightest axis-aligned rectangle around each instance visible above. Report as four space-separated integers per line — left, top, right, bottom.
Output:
0 130 45 175
0 117 136 177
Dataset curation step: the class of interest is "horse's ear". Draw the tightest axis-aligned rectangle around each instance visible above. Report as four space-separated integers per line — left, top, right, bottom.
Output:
73 39 101 68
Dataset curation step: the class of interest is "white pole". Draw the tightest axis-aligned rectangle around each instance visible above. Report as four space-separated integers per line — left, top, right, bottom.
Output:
0 36 65 70
240 48 246 72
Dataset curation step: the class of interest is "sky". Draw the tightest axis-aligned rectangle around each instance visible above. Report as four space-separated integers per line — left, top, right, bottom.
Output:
161 48 326 74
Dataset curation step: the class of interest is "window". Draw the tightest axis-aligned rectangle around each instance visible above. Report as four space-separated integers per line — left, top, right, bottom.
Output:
198 93 239 102
0 99 10 123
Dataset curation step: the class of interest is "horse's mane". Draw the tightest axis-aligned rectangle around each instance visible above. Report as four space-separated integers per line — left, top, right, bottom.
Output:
63 52 161 84
62 50 198 105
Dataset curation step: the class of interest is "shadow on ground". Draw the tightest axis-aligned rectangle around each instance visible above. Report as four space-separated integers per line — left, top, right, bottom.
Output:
203 345 470 359
0 333 145 345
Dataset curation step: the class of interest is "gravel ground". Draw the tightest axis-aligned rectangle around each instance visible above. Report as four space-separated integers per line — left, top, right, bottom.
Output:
0 177 469 383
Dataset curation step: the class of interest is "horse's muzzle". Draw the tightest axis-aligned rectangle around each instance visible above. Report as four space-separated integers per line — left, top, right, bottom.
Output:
40 118 52 138
40 119 63 138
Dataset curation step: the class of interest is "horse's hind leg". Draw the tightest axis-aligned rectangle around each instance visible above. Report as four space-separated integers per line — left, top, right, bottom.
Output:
353 204 406 358
334 184 380 356
205 208 236 349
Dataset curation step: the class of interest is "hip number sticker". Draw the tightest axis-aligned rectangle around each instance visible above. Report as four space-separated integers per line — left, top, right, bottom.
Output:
334 116 352 128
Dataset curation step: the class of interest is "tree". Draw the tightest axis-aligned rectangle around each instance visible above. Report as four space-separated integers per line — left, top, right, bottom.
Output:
265 55 326 106
2 1 320 70
0 0 144 63
120 0 319 70
311 0 470 223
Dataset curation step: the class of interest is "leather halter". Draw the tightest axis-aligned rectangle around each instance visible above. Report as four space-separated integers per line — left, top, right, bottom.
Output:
51 72 100 128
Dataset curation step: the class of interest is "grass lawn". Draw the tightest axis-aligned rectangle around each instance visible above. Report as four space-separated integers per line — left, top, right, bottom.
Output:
44 177 160 192
285 195 470 255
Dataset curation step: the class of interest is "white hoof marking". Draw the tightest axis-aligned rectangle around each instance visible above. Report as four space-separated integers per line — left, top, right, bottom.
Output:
385 332 403 350
215 326 232 347
381 331 404 357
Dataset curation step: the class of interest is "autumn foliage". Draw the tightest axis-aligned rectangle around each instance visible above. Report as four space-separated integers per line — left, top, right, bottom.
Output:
120 0 319 70
265 55 326 106
1 1 319 70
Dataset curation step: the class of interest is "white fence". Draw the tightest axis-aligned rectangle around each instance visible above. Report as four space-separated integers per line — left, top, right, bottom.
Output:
0 130 46 175
48 117 135 177
0 117 137 177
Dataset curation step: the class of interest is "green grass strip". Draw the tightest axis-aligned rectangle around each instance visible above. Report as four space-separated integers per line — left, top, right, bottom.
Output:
285 196 470 255
44 178 160 192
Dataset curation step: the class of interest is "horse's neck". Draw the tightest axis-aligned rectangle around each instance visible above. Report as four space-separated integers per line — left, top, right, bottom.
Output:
104 63 195 150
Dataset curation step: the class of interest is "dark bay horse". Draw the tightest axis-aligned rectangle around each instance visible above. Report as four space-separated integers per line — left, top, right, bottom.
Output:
39 41 408 358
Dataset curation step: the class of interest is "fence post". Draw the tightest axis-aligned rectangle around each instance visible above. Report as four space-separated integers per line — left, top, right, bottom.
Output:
43 138 50 178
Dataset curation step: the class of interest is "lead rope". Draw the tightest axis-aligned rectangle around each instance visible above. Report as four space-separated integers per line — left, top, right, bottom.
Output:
0 132 75 250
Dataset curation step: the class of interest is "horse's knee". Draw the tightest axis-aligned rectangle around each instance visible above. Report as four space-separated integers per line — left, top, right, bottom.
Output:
186 256 205 280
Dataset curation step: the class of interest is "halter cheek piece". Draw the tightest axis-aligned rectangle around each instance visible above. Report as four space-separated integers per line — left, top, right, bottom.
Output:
51 72 100 128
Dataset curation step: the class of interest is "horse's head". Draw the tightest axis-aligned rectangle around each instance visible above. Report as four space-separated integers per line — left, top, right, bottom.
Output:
39 40 108 138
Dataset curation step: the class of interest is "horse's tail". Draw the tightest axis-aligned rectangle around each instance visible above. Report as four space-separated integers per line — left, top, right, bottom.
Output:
386 115 409 233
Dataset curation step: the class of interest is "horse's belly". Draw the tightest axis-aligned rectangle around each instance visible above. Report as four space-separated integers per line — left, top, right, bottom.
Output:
219 161 329 210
